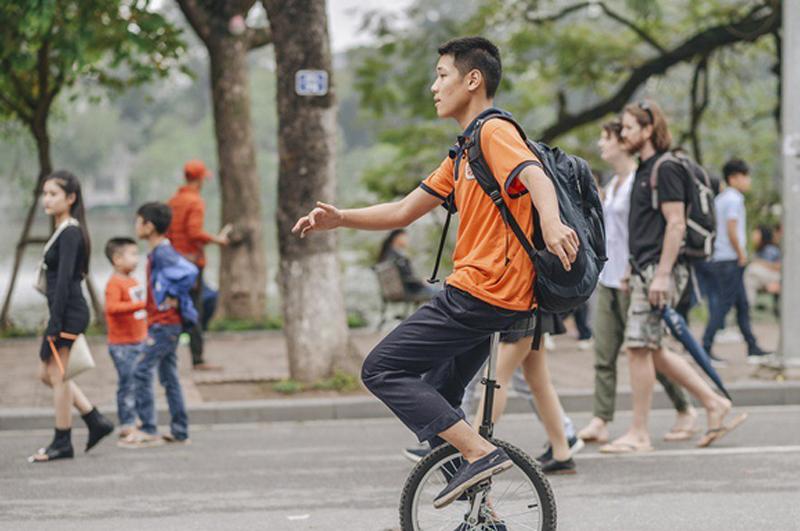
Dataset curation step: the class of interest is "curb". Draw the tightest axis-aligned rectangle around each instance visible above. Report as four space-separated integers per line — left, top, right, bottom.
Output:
2 382 798 431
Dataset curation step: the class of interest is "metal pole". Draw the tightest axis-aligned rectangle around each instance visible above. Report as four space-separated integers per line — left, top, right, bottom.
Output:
780 0 800 366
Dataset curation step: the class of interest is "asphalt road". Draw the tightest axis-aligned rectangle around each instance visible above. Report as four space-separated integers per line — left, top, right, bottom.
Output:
1 405 799 531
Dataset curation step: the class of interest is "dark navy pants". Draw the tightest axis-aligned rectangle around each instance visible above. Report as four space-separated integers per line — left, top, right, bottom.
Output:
361 286 528 444
702 260 758 353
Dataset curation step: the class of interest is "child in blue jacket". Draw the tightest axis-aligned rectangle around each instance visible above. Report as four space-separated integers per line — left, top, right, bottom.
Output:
123 202 198 448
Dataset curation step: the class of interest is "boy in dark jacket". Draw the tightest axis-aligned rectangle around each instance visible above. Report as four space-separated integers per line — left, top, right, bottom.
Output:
124 202 197 448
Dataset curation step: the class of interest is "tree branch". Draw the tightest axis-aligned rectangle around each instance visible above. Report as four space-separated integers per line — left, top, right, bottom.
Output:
1 60 36 110
246 25 272 49
688 55 710 164
0 91 33 124
523 1 665 54
538 3 781 142
595 2 666 54
176 0 213 45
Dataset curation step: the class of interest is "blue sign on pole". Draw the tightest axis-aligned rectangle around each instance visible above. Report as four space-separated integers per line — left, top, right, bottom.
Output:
295 70 329 96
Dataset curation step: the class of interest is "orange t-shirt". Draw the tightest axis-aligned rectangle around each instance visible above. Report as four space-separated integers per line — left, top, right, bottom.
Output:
421 116 539 311
105 274 147 345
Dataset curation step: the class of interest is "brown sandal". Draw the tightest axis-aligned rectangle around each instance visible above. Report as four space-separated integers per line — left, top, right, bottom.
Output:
697 413 748 448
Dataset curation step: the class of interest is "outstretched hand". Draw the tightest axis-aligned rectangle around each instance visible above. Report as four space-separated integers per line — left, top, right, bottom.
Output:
291 201 344 238
541 220 579 271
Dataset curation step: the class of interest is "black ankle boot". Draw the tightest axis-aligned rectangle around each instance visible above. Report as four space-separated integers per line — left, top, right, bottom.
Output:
82 407 114 452
30 428 74 463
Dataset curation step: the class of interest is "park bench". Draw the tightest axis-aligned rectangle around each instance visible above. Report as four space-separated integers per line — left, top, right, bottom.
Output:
373 261 431 329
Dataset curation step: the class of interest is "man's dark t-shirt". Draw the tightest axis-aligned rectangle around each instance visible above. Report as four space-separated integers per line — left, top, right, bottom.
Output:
628 152 688 268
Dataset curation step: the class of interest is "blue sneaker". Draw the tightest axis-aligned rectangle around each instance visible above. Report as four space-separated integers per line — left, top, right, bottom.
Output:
403 445 431 463
536 435 584 464
433 448 513 509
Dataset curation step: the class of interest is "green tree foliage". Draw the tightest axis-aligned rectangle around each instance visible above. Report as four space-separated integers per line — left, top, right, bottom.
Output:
355 0 781 205
0 0 187 173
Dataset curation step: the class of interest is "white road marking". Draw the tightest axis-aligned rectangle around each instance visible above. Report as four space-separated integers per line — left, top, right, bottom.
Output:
576 445 800 460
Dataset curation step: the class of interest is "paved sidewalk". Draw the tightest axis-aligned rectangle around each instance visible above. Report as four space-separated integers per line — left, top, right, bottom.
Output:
1 320 787 409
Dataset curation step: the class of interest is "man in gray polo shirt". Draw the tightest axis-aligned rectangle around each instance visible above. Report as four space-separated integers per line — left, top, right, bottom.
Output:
702 158 771 363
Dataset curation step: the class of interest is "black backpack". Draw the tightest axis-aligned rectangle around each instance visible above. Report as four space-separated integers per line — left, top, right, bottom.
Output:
648 150 716 261
427 110 606 345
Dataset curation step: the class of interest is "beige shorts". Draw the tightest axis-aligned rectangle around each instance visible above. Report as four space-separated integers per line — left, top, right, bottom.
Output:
624 263 689 350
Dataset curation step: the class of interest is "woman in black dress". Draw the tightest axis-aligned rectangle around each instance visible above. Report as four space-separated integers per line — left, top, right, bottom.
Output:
30 171 113 463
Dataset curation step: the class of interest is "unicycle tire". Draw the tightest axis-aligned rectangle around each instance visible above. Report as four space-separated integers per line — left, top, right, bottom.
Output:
399 438 557 530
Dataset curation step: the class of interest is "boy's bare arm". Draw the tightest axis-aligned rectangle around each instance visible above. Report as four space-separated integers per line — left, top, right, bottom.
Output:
292 187 442 238
518 165 579 271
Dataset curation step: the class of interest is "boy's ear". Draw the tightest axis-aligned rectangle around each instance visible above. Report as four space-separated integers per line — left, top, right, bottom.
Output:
466 68 483 93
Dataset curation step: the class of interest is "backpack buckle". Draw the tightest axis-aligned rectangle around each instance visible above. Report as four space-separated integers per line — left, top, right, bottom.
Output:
488 190 504 206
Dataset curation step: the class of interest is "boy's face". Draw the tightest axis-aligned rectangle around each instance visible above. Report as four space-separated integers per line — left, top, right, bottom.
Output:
135 216 152 239
431 54 476 119
113 245 139 272
728 172 752 193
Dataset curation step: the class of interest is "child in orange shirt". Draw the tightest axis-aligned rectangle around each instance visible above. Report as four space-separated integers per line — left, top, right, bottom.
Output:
104 238 147 438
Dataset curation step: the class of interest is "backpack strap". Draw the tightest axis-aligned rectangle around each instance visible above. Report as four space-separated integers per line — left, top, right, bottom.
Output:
466 113 541 263
426 193 455 284
648 152 679 210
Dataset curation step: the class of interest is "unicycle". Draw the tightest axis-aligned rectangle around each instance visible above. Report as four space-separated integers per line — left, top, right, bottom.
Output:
399 333 558 530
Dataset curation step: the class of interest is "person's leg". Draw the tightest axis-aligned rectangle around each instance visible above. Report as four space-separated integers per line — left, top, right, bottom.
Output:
188 271 205 366
581 285 622 441
573 302 592 341
731 266 762 353
361 287 521 463
30 355 75 462
702 261 738 352
109 345 136 428
134 329 162 436
50 349 74 429
156 325 189 441
519 348 570 461
201 280 218 332
460 364 485 419
473 338 531 427
611 347 656 448
651 347 731 430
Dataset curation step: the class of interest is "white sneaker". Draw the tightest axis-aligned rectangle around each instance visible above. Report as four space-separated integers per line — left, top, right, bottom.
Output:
577 339 593 351
715 328 743 344
544 334 556 350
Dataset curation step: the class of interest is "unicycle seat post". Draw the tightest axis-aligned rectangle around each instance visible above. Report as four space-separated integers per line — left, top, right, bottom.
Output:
478 332 500 439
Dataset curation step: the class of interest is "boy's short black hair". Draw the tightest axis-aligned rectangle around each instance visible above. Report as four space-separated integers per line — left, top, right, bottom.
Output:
438 37 502 98
722 158 749 184
105 237 137 263
136 202 172 234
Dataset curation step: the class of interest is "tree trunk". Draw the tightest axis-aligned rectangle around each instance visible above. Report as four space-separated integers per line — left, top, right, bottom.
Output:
0 121 52 328
208 36 267 321
264 0 355 382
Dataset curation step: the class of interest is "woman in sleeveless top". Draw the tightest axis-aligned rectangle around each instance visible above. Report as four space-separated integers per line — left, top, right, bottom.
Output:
29 171 113 463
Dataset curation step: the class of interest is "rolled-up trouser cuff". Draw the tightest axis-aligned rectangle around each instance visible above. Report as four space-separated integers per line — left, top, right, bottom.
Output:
417 407 466 444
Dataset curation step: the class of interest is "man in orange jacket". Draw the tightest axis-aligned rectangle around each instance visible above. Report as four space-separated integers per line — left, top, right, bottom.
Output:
167 160 230 371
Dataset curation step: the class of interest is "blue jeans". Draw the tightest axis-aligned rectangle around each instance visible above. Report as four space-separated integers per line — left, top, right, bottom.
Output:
702 261 758 353
134 324 189 440
109 342 145 427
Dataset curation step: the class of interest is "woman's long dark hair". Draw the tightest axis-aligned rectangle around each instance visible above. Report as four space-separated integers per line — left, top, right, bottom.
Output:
377 229 406 263
45 170 90 275
755 225 774 254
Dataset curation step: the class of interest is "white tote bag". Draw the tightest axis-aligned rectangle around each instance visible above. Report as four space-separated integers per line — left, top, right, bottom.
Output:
49 333 95 380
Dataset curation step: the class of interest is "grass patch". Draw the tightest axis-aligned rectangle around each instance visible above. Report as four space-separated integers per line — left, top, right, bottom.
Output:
272 379 304 394
312 371 361 392
0 325 37 339
270 371 361 395
209 316 283 332
211 313 369 332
